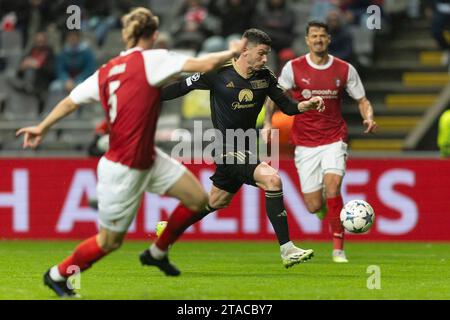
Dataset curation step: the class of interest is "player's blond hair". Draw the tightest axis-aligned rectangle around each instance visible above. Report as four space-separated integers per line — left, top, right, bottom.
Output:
121 7 159 48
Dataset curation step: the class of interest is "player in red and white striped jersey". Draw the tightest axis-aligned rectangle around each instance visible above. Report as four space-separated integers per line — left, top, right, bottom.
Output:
265 21 377 263
16 7 246 297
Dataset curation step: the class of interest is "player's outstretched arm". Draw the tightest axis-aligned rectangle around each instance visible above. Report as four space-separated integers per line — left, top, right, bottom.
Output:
162 38 247 101
16 96 80 149
182 38 247 73
357 97 377 133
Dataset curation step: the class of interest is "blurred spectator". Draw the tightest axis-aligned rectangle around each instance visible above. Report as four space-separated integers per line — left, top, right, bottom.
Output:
200 0 256 53
427 0 450 66
251 0 296 71
208 0 256 38
83 0 119 47
326 10 354 62
25 0 53 48
252 0 296 54
50 30 96 94
7 31 55 113
0 0 50 48
171 0 218 51
310 0 340 21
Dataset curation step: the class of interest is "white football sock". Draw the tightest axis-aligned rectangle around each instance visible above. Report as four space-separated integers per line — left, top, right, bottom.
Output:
150 243 167 260
49 265 66 281
280 241 294 254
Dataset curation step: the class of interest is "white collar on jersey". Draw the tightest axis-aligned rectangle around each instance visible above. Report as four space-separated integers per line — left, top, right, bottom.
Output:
120 46 144 56
305 53 334 70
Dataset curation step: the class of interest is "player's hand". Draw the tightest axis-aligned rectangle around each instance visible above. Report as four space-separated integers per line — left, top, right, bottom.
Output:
15 126 46 149
261 124 272 144
228 38 248 58
363 119 377 134
299 96 325 113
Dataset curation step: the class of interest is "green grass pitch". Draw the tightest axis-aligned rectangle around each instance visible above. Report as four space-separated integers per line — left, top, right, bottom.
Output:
0 240 449 300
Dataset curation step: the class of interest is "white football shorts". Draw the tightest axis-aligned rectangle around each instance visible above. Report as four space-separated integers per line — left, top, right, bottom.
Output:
97 148 186 232
294 140 348 194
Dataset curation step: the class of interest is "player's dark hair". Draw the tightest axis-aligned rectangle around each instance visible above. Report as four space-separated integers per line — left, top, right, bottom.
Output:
306 20 329 35
242 28 272 47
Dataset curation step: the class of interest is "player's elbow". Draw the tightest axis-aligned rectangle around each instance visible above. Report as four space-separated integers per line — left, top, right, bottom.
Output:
198 62 216 73
62 97 80 113
275 100 299 116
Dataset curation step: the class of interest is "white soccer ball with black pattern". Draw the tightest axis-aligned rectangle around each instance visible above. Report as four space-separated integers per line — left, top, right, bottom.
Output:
340 200 375 233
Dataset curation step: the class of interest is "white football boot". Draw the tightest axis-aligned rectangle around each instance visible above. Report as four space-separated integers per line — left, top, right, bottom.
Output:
280 242 314 268
332 249 349 263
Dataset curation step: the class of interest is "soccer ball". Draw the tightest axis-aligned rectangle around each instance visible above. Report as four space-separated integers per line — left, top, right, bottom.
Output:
155 221 167 237
340 200 375 233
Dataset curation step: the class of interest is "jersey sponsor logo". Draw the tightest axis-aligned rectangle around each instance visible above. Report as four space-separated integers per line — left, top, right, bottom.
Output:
186 73 201 86
302 89 339 100
301 89 312 99
238 89 254 102
250 79 269 89
232 89 256 110
226 81 235 88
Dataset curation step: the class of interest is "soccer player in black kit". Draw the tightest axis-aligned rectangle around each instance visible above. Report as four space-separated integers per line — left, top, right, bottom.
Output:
162 29 324 268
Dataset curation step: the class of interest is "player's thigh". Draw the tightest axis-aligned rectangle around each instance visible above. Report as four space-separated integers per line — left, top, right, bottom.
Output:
97 157 148 233
321 141 347 195
146 148 207 211
323 173 344 197
294 146 323 194
208 184 235 209
165 170 208 212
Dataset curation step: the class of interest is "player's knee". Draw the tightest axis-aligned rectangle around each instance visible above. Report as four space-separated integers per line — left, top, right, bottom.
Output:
264 173 283 191
325 189 340 198
100 239 123 253
305 200 322 213
186 193 209 212
208 197 229 209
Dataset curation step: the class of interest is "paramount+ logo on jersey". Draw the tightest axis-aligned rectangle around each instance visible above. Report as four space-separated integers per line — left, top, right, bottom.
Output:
232 89 256 110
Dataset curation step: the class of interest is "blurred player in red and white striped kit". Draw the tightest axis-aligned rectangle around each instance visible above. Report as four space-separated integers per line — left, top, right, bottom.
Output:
16 7 246 297
265 21 377 262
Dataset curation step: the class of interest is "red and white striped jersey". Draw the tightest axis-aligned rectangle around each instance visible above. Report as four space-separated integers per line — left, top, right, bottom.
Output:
69 48 188 169
278 54 365 147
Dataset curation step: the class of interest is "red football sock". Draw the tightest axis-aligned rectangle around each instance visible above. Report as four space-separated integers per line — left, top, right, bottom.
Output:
156 204 199 251
57 235 107 277
326 195 345 251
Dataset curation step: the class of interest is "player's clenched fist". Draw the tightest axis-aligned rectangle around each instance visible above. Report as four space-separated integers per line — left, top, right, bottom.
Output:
298 96 325 113
228 38 248 57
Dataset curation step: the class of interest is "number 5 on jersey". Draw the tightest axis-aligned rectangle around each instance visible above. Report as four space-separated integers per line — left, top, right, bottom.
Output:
108 80 120 123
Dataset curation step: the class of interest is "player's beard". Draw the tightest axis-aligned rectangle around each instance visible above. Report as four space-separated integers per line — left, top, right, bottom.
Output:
313 47 328 57
312 42 328 56
249 59 265 72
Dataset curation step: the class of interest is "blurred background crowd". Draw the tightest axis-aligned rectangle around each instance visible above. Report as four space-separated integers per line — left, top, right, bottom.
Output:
0 0 449 158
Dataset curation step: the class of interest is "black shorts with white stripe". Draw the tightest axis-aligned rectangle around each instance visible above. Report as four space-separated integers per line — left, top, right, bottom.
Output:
210 150 260 194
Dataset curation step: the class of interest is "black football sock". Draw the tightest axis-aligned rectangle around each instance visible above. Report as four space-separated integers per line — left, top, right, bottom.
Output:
190 203 218 224
265 190 290 246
